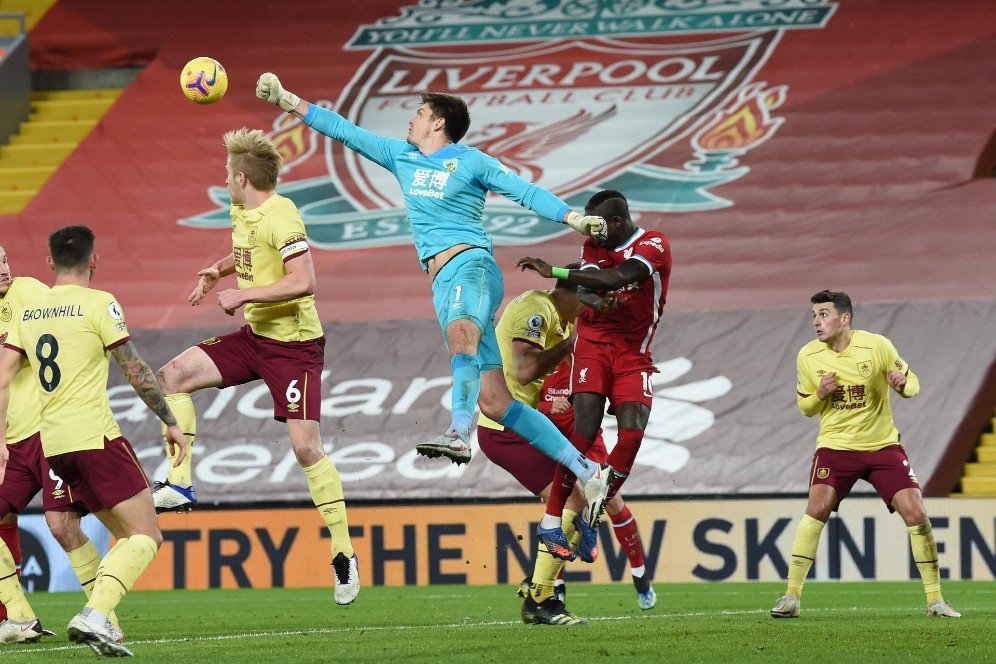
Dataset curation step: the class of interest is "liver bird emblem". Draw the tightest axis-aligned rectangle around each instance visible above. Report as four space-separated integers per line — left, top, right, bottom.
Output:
466 106 618 181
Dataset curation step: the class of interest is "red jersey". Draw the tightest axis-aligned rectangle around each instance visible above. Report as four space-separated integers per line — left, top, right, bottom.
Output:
578 227 671 354
538 359 607 459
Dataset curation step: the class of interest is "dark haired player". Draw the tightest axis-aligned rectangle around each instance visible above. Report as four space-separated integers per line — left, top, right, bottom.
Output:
257 74 612 554
0 225 185 656
770 290 959 619
517 189 672 533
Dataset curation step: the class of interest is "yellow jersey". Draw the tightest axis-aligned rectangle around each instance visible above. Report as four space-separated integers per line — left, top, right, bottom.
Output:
6 284 129 456
796 329 920 452
479 290 572 431
231 194 323 342
0 276 48 444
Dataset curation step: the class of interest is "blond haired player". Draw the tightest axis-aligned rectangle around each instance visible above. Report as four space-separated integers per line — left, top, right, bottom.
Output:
153 128 359 604
770 290 960 619
0 225 186 656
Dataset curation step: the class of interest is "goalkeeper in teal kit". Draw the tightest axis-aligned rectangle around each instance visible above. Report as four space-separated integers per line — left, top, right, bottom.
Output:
257 74 611 552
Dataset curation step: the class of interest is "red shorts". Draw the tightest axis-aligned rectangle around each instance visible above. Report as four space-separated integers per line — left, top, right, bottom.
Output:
571 336 656 410
809 444 921 512
0 433 87 515
199 325 325 422
477 425 608 495
46 437 149 512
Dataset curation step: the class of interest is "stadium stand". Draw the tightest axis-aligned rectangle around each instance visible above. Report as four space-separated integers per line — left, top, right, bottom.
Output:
0 0 993 509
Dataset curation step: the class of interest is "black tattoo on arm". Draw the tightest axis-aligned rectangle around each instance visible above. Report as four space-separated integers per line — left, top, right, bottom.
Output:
111 341 177 427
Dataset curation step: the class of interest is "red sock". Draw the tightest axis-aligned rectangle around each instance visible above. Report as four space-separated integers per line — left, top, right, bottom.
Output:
610 506 646 570
606 428 644 500
545 432 595 518
545 466 575 518
0 522 21 621
569 432 595 455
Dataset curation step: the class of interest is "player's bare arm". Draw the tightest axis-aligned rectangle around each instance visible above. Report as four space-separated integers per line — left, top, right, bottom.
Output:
189 253 235 306
111 341 187 466
517 257 650 291
511 337 574 386
216 250 317 313
0 348 25 482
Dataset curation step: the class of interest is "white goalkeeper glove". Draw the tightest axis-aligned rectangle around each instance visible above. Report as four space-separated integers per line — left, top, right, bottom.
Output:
256 72 300 112
565 211 608 242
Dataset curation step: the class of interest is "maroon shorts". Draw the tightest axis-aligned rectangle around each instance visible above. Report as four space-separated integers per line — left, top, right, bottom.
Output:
809 444 921 512
477 425 609 495
46 437 150 512
0 433 87 515
571 336 656 410
198 325 325 422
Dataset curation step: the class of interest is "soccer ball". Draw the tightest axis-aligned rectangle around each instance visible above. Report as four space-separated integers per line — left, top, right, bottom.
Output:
181 57 228 104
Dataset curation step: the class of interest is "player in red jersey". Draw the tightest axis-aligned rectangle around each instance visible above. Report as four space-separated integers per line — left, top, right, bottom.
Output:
517 189 672 528
534 358 657 611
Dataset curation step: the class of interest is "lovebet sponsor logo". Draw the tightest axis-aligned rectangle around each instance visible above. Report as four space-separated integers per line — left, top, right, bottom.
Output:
180 0 836 246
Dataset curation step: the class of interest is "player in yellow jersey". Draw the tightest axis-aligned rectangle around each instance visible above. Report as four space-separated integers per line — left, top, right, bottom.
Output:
770 290 960 619
478 274 654 624
153 128 358 604
0 245 134 645
0 225 186 656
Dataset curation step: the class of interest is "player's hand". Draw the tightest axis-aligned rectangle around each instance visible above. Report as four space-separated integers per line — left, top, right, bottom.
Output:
216 288 244 314
188 267 221 306
163 424 187 468
256 72 301 112
515 257 553 278
816 371 837 400
550 397 571 415
565 211 608 242
887 369 907 394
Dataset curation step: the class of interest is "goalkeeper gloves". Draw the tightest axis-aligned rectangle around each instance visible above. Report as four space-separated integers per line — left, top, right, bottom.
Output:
256 72 301 112
565 211 608 242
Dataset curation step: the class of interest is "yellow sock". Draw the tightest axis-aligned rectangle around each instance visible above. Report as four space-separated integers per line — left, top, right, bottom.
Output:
0 539 33 621
66 540 118 627
909 521 942 604
787 514 825 599
563 508 581 550
528 541 565 604
303 456 353 558
87 535 157 616
163 393 196 486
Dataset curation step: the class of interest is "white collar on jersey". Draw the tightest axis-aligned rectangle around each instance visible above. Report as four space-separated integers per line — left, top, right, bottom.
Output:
615 227 645 251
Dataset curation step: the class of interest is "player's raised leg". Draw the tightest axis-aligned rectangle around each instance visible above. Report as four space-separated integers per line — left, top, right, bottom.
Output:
416 319 481 464
289 419 358 605
153 346 225 513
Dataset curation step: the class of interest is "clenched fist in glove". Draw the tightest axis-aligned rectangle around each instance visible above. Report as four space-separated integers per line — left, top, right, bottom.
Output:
565 211 608 242
256 72 301 112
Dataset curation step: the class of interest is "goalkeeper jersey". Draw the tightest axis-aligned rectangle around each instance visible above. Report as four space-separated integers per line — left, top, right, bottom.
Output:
303 105 571 269
796 329 920 452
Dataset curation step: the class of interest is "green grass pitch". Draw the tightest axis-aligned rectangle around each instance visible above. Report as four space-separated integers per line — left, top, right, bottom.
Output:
6 581 993 662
